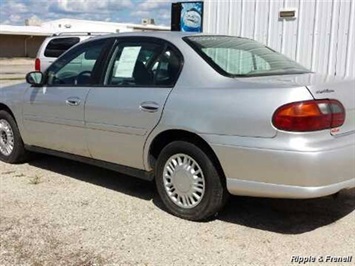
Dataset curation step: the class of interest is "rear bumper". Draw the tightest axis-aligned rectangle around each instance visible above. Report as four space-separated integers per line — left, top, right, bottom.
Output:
226 178 354 199
205 132 355 199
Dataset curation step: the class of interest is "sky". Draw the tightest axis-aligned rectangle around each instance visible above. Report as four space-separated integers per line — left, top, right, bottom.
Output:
0 0 181 26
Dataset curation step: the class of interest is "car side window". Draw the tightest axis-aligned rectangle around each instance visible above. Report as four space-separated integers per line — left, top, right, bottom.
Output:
105 41 182 87
44 37 80 58
46 39 107 86
152 49 181 86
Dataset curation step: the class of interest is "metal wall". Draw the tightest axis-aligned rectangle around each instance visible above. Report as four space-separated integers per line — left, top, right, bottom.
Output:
203 0 355 78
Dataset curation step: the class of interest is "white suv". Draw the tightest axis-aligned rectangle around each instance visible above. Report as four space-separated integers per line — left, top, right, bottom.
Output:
35 32 111 72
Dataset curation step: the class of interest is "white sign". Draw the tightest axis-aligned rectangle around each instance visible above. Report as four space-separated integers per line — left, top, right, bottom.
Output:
114 46 141 78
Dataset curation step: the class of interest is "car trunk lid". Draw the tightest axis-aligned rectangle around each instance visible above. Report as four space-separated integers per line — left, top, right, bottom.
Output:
238 73 354 136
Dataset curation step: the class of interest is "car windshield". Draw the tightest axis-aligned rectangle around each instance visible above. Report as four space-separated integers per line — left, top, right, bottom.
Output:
184 36 311 77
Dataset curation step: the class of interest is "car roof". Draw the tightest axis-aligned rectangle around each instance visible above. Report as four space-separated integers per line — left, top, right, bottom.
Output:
86 31 239 42
82 32 253 46
104 31 197 38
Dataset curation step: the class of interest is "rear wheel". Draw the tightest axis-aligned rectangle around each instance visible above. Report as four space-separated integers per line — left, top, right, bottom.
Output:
155 141 228 221
0 110 28 163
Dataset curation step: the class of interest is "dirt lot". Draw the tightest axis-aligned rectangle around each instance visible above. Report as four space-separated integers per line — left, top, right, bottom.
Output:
0 156 354 265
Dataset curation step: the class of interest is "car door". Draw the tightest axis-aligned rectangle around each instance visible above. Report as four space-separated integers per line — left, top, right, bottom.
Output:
85 37 183 169
22 38 111 156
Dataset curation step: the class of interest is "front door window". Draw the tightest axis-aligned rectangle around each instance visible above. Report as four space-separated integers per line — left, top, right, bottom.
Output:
46 39 107 86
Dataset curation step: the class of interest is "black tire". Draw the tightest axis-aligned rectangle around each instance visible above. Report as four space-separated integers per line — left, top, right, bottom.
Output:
155 141 228 221
0 110 28 163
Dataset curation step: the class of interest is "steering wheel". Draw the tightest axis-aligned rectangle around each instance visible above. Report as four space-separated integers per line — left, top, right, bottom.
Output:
51 71 77 85
75 71 92 85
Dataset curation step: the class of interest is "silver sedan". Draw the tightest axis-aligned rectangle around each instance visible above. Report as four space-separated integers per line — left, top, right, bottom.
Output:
1 32 354 221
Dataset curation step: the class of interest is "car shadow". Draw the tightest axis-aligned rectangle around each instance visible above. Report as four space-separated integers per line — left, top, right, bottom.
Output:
217 190 355 234
28 155 156 201
28 155 354 234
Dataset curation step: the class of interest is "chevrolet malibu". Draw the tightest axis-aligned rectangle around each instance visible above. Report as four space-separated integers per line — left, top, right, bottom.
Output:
1 32 354 221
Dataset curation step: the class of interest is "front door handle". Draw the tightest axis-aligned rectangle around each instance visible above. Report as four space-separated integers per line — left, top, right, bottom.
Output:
66 97 81 106
139 101 160 113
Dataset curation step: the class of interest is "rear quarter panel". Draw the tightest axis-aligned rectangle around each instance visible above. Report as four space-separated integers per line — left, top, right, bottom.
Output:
159 83 313 137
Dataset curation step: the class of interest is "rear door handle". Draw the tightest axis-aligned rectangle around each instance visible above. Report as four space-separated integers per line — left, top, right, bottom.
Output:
66 97 81 106
139 101 160 113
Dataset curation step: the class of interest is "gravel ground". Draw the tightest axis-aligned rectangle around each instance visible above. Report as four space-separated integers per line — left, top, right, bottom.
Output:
0 156 354 265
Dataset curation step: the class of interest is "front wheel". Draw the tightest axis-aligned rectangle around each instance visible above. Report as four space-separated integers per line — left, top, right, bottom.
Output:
0 110 28 163
155 141 228 221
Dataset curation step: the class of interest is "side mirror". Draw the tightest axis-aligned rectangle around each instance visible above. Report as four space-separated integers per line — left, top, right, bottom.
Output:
26 71 44 86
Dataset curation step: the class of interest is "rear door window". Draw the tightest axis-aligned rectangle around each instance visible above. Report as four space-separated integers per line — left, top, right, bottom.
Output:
106 42 163 86
105 41 182 87
44 37 80 58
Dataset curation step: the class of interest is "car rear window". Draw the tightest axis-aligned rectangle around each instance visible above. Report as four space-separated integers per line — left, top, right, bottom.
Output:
184 36 310 77
44 37 80 58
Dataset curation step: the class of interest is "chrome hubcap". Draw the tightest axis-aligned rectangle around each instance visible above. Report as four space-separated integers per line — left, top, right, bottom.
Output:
0 119 14 156
163 154 205 209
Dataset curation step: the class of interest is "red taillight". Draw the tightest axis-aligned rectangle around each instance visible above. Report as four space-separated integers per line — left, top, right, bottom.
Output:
35 58 40 71
272 99 345 132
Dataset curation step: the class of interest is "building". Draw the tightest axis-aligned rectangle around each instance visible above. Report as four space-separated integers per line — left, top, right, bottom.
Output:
203 0 355 78
0 18 169 58
0 25 49 58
